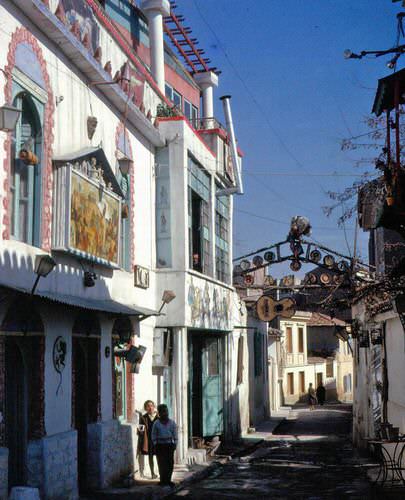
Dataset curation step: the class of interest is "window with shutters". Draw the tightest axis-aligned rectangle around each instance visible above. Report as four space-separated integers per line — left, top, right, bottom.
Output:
288 372 294 395
286 327 293 354
215 191 230 283
298 327 304 353
10 92 43 245
188 155 211 275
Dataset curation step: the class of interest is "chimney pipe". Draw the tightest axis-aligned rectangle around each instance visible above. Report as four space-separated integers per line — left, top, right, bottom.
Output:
140 0 170 92
219 95 243 195
194 71 219 127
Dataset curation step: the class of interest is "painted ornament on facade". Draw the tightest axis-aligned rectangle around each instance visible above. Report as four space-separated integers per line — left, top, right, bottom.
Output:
188 279 231 330
62 0 100 53
70 171 120 263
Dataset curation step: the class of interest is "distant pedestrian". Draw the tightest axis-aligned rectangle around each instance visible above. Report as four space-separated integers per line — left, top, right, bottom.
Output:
152 404 177 487
137 400 158 479
307 383 317 411
316 382 326 406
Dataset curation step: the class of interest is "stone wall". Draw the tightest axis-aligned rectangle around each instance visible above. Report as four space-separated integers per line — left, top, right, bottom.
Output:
0 447 8 500
26 430 78 500
87 420 134 490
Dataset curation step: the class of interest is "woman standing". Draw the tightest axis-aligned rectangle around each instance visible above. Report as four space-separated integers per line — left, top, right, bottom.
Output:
137 400 158 479
307 383 317 411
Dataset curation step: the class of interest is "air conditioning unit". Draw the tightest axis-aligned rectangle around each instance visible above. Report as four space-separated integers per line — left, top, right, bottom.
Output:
153 329 172 367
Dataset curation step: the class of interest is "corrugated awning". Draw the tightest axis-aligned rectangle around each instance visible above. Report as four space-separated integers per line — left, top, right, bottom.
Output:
372 67 405 116
0 284 159 318
53 146 125 199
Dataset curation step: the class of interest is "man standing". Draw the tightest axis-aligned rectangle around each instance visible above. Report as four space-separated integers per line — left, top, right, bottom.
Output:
152 404 177 487
316 381 326 406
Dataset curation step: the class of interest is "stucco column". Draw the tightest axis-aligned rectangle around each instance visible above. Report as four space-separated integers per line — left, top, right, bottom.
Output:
140 0 170 92
172 326 188 462
194 71 219 127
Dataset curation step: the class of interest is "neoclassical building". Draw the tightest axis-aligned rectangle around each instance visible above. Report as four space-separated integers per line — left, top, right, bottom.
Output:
0 1 247 498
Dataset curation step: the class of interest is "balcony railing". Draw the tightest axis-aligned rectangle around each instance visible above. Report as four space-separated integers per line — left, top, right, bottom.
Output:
190 117 226 132
285 353 305 366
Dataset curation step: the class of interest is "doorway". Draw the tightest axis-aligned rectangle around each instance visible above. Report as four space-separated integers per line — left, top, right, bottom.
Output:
5 337 27 488
190 333 224 439
72 331 100 493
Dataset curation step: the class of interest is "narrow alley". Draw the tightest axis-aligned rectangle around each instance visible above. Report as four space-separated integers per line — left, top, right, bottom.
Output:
171 405 400 499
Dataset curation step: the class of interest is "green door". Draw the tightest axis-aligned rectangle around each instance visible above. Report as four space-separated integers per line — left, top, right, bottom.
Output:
202 337 223 436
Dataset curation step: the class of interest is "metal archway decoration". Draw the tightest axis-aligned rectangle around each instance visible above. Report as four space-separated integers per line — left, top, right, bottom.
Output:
232 216 373 316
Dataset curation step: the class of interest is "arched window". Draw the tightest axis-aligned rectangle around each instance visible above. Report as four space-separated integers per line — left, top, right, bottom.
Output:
10 92 43 245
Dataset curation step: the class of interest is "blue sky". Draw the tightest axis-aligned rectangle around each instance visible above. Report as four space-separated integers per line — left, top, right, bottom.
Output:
178 0 400 275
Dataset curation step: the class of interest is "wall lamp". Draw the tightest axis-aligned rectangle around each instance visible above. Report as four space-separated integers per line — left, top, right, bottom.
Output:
118 156 132 176
0 103 21 132
158 290 176 314
32 254 57 294
0 68 21 132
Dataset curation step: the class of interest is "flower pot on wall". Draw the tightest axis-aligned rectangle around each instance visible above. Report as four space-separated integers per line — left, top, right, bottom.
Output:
19 149 39 165
121 203 129 219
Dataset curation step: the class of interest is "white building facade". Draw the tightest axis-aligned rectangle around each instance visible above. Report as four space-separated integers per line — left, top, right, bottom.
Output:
0 1 246 498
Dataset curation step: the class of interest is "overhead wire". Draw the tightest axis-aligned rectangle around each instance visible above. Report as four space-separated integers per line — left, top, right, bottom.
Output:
191 0 328 195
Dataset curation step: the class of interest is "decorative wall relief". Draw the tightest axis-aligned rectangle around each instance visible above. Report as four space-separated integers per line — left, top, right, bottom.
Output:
156 148 172 268
188 278 231 330
53 336 67 395
62 0 100 53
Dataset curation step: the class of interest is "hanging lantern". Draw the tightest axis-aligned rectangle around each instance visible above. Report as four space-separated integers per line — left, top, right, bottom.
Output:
309 249 322 263
320 273 331 285
264 251 276 262
252 255 264 267
333 274 344 285
306 272 317 285
323 254 335 268
338 260 350 272
244 274 255 286
240 259 251 271
290 260 301 272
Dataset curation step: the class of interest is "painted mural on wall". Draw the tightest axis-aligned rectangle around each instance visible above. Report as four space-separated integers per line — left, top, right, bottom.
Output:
188 278 231 330
62 0 100 53
70 171 120 263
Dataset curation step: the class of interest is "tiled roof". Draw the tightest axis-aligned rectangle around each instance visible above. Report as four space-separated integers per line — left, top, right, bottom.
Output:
307 312 346 327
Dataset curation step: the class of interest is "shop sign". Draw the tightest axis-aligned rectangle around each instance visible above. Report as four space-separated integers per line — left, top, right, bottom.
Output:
134 265 150 289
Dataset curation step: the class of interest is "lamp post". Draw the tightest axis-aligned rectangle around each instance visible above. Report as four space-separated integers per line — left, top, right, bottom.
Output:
32 254 56 294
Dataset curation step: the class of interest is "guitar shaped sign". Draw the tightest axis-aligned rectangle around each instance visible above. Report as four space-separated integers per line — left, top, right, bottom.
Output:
256 296 296 322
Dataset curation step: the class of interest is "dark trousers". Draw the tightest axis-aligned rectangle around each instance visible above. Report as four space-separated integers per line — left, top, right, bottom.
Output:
155 443 175 485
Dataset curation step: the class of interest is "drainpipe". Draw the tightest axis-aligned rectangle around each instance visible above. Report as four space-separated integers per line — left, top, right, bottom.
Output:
140 0 170 92
193 71 219 128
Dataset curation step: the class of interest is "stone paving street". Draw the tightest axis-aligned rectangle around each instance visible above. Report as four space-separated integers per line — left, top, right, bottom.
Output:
170 404 404 499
